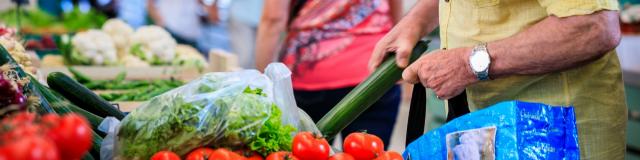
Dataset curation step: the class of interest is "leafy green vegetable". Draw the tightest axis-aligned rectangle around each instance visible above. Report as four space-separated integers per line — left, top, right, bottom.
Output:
249 104 296 156
0 8 57 28
61 7 107 32
115 84 296 159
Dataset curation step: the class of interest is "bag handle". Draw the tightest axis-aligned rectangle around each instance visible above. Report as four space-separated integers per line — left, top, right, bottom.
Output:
405 86 470 145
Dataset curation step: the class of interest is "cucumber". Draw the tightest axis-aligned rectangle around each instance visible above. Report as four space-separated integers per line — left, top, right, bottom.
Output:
31 80 105 132
47 72 126 120
316 40 430 140
88 131 103 159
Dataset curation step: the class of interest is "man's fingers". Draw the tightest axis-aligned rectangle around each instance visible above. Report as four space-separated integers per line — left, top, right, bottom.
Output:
394 40 415 68
402 62 420 84
368 41 389 71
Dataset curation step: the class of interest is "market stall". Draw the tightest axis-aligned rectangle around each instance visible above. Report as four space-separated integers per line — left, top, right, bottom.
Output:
2 0 638 160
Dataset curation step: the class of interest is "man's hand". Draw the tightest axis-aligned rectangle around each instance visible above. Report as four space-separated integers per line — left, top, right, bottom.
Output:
369 21 424 70
402 47 478 99
368 0 439 70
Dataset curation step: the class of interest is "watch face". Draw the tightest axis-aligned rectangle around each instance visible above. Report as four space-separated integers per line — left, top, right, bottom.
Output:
470 50 490 72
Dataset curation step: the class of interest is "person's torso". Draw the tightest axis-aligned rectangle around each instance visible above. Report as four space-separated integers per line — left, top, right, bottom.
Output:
438 0 626 109
283 0 393 90
155 0 202 40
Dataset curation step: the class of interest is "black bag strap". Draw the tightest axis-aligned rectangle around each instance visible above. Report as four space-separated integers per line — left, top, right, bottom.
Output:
405 84 427 145
405 85 470 146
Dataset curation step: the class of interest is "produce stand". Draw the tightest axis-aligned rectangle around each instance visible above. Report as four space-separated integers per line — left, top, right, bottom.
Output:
37 50 239 113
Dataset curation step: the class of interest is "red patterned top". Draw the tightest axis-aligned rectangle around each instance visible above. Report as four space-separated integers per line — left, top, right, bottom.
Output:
282 0 392 90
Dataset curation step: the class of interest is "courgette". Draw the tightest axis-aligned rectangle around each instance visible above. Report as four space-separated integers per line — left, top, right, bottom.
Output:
316 40 430 140
31 79 105 132
47 72 126 119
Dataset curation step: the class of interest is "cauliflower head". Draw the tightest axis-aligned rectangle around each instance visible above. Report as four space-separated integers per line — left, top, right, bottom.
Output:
129 25 177 64
120 54 150 67
70 29 118 65
102 19 134 58
173 44 208 70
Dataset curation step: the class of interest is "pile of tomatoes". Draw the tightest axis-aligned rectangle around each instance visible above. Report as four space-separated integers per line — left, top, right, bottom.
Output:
0 112 93 160
151 131 403 160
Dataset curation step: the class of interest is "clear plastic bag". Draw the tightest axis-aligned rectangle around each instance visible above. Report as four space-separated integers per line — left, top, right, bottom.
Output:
107 63 317 159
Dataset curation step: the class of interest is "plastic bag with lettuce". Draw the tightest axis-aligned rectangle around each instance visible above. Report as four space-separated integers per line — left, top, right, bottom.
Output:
109 63 318 159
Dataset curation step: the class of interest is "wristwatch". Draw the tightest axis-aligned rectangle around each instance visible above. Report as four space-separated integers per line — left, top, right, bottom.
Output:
469 43 491 81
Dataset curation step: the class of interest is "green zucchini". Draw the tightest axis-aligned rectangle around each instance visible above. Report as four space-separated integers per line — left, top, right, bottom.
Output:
31 79 105 132
88 131 103 159
316 40 430 140
47 72 126 120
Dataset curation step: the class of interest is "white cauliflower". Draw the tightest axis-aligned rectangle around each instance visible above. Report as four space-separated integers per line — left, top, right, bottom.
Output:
70 29 118 65
102 19 134 59
0 37 35 74
120 54 150 67
129 25 177 64
173 45 208 70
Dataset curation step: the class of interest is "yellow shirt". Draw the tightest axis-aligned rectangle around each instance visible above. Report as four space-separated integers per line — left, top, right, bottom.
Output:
439 0 627 159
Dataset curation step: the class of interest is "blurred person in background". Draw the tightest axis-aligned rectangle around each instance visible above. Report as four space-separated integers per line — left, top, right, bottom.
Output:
146 0 230 54
256 0 403 147
146 0 202 47
227 0 262 69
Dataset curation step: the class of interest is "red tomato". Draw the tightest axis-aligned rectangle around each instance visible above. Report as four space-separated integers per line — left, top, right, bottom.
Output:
329 153 356 160
186 148 216 160
291 132 330 160
343 132 384 160
45 113 92 160
4 136 60 160
1 112 36 127
151 151 181 160
1 123 42 142
266 151 298 160
373 151 403 160
235 150 263 160
208 148 246 160
40 114 60 127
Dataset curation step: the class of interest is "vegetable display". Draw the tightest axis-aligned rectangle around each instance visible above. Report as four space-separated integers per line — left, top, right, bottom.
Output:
2 38 105 160
47 71 126 120
68 29 118 65
114 71 296 159
129 25 177 65
56 19 209 69
67 68 184 101
0 7 107 34
0 112 93 160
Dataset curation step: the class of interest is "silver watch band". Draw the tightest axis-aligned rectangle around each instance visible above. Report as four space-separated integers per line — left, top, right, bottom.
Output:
472 43 491 81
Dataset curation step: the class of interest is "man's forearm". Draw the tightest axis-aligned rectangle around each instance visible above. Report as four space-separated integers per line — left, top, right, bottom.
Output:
488 11 621 79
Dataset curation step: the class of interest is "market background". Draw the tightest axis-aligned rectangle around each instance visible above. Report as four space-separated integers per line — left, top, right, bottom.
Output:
0 0 639 159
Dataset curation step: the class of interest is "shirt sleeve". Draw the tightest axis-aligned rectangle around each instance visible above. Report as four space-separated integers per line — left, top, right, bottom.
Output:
537 0 620 17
